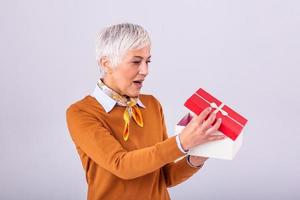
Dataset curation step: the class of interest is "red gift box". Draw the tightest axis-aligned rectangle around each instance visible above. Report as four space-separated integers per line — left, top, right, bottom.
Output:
184 88 248 141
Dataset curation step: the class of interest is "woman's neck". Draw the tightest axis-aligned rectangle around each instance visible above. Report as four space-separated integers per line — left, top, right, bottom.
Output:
101 78 125 96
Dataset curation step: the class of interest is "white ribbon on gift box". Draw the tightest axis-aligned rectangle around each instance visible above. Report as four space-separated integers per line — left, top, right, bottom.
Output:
195 93 245 128
210 102 228 116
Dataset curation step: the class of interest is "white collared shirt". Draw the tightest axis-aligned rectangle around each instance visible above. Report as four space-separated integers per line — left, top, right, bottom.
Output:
92 84 145 112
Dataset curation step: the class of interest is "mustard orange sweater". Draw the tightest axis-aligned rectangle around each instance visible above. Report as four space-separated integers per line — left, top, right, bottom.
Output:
66 94 200 200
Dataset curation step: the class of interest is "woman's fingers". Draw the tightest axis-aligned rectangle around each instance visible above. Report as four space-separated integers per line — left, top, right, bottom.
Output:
193 107 212 124
201 112 217 132
182 108 226 148
205 119 225 141
207 134 226 141
205 118 222 135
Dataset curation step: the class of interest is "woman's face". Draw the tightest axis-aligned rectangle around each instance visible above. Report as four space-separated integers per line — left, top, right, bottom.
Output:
102 45 151 97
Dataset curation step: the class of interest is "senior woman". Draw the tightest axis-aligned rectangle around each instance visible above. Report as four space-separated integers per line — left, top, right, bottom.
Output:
66 23 225 200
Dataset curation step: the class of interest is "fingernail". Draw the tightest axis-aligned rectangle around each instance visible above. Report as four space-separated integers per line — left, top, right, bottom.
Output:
208 107 212 111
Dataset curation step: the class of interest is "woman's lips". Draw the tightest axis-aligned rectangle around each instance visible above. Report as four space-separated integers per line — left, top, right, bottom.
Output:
133 80 143 88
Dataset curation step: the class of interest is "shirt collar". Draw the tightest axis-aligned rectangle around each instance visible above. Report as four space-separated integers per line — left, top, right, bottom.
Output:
91 84 146 113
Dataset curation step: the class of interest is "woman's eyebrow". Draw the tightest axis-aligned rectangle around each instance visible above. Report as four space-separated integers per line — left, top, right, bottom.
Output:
132 56 151 60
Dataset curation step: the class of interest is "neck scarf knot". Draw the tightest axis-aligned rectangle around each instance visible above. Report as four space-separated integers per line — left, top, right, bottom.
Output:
97 79 143 141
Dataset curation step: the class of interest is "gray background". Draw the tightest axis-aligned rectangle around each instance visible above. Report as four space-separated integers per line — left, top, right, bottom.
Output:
1 0 299 199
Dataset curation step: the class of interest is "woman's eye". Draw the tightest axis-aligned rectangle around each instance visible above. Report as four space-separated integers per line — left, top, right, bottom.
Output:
132 60 151 65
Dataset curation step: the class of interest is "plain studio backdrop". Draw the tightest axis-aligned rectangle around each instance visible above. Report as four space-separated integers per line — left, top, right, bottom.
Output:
1 0 299 199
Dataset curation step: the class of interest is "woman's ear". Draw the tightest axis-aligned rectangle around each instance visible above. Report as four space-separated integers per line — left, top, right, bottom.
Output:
99 57 113 74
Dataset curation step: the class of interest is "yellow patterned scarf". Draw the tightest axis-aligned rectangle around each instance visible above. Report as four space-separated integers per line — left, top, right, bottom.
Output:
97 79 143 141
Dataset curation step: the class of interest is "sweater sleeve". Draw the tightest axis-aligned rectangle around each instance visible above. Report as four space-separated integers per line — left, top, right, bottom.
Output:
66 105 185 180
156 101 201 187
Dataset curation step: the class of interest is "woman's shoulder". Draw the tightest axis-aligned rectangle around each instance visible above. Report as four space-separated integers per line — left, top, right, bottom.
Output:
139 94 162 109
66 95 105 114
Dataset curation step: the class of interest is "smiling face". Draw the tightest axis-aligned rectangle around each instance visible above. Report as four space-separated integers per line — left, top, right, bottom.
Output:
101 45 151 97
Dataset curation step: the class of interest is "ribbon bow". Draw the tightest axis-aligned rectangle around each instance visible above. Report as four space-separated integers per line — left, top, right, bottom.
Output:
96 79 144 141
210 102 228 116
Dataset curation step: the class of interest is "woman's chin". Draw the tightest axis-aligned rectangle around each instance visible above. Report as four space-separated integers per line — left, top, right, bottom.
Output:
127 89 141 98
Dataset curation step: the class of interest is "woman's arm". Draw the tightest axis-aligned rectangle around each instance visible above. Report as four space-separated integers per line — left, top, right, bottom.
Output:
157 100 214 187
159 112 202 187
66 105 185 180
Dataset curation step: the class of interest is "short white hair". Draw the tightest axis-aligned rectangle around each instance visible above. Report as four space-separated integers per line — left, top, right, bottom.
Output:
95 23 151 76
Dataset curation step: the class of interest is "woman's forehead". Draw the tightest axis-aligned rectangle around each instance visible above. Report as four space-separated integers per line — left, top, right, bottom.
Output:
125 46 151 59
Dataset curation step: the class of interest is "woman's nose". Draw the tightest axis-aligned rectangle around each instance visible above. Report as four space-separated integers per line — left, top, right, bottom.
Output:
139 62 149 76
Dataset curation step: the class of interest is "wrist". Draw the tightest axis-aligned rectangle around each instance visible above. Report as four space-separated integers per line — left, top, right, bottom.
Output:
179 132 189 152
175 135 188 154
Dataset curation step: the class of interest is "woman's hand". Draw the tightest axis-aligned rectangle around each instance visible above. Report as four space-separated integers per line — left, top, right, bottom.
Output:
188 155 208 167
179 107 225 151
